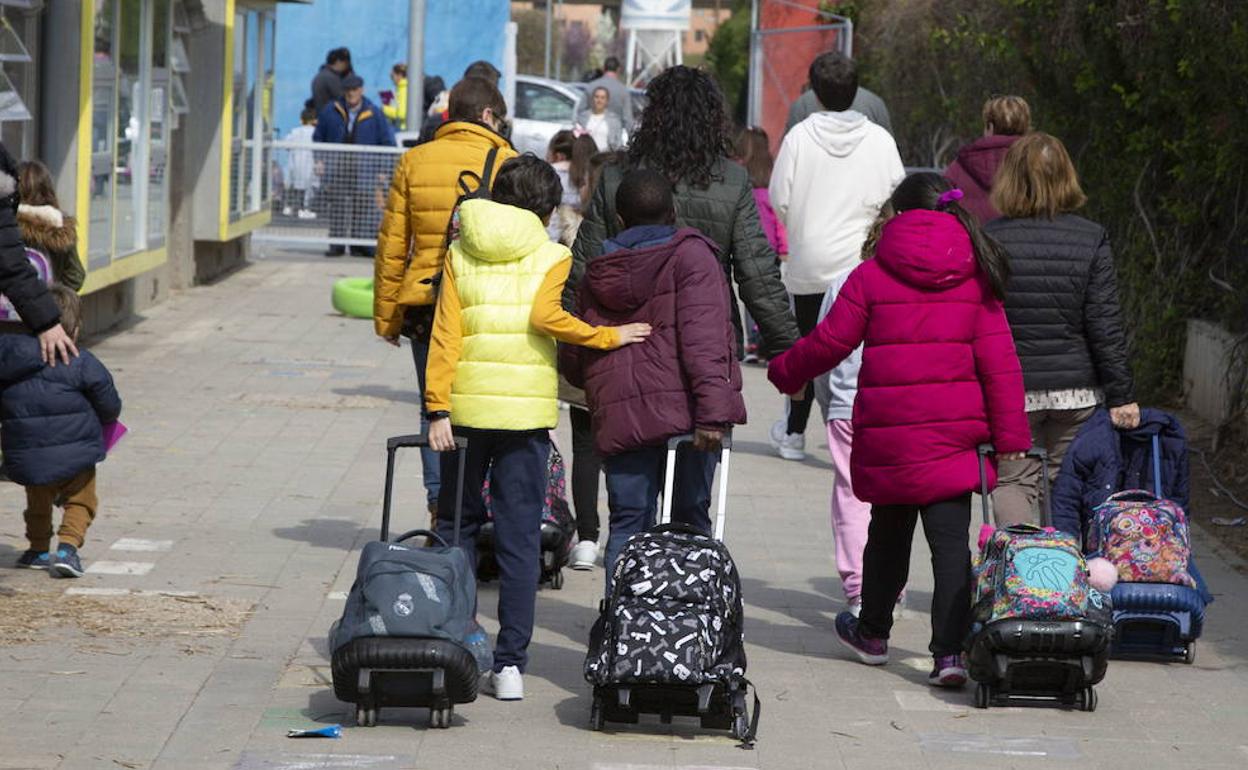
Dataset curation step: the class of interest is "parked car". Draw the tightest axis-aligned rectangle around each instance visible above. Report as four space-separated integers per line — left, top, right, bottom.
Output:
511 75 581 157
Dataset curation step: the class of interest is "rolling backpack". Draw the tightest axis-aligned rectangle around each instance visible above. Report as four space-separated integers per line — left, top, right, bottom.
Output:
1088 436 1196 589
967 445 1111 711
584 435 759 745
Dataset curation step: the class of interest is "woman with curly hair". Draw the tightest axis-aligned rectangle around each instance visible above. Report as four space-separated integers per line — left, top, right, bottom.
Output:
565 66 798 364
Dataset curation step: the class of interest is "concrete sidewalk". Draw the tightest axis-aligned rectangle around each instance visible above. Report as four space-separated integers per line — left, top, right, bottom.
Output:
1 251 1246 770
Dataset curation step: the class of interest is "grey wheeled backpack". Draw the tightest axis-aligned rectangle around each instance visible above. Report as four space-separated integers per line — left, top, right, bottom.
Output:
331 434 481 729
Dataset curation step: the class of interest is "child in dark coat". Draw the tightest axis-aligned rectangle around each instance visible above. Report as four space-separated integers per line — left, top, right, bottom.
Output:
563 169 747 590
1 285 121 577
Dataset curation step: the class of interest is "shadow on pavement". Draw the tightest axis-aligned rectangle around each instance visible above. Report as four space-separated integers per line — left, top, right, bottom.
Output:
271 518 366 549
331 384 422 406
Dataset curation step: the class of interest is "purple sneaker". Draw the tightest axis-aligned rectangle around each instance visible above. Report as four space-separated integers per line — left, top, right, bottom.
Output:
928 654 968 688
834 611 888 665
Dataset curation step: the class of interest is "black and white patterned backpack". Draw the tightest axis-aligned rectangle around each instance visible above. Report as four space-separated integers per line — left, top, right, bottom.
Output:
585 523 746 686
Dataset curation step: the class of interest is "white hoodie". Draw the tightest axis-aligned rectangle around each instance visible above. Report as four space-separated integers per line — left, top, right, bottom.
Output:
769 110 904 295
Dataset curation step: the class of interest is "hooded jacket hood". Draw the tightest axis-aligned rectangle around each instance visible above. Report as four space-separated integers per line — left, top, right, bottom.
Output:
799 110 870 158
875 209 976 290
18 204 77 252
952 134 1018 190
586 228 711 312
455 198 554 264
0 334 45 386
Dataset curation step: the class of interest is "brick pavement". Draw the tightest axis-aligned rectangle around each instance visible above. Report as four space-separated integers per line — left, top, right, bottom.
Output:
1 250 1246 770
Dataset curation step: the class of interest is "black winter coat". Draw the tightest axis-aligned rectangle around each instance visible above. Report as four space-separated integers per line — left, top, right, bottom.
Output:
0 335 122 486
566 158 799 359
0 145 60 334
985 214 1135 406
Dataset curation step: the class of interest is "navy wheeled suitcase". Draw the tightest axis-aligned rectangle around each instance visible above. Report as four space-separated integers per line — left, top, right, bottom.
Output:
966 446 1112 711
330 435 481 729
584 435 759 744
1104 434 1206 663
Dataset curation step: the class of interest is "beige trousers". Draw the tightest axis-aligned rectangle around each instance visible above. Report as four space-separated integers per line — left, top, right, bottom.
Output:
991 407 1095 527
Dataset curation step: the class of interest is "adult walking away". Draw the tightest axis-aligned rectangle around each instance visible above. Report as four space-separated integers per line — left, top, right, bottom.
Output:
578 56 632 131
768 51 904 461
567 66 799 364
786 79 893 135
375 77 517 521
0 143 74 366
314 75 394 258
310 47 352 113
944 96 1031 224
576 87 623 151
986 133 1139 526
380 63 408 130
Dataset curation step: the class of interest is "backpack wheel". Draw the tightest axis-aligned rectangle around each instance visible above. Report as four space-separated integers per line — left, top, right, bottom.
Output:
429 705 453 728
357 706 378 727
1081 687 1097 712
550 569 565 590
1183 642 1196 665
589 694 605 731
974 683 991 709
731 713 749 741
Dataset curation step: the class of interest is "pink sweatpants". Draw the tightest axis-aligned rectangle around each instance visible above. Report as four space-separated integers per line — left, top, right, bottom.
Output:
827 419 872 602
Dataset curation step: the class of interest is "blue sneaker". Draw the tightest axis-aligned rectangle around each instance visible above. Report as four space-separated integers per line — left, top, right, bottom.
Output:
16 549 50 569
50 545 84 578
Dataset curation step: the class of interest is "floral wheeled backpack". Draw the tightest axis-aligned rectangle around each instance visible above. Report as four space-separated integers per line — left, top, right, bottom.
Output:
973 525 1095 623
1089 490 1195 588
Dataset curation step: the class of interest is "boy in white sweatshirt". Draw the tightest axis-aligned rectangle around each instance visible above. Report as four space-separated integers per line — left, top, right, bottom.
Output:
768 51 904 461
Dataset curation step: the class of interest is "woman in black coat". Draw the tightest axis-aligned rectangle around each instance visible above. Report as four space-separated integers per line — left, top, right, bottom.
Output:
0 143 75 365
984 132 1140 526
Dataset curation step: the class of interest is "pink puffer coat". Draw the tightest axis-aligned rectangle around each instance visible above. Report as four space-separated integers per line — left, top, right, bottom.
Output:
768 209 1030 506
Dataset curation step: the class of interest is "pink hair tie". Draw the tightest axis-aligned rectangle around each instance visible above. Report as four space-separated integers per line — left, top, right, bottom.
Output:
937 188 964 208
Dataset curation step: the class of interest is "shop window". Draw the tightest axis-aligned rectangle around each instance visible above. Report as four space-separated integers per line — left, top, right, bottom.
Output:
89 0 173 267
229 7 274 221
0 10 36 163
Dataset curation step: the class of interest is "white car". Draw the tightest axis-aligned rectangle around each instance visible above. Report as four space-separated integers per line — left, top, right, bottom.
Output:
510 75 582 157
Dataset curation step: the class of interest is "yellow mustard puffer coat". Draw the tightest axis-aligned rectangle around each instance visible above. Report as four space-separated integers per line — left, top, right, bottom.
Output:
449 199 569 431
374 121 517 337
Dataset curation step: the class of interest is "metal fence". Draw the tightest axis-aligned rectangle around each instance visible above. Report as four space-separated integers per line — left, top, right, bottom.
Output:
255 140 405 249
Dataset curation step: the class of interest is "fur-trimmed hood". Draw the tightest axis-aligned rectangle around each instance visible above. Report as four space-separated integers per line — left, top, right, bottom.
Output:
17 204 77 252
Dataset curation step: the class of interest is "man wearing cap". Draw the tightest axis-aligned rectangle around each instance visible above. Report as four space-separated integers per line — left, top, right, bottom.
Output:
314 74 395 256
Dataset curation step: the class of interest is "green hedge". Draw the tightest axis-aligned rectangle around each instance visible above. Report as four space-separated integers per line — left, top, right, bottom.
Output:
841 0 1248 402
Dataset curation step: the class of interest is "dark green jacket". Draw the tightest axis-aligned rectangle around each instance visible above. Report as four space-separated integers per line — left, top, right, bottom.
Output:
565 158 798 359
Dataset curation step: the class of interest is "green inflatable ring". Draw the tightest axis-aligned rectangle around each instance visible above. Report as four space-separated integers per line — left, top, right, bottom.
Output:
332 277 374 319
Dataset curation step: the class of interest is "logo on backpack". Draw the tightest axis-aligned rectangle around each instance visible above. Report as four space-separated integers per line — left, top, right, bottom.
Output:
393 593 414 617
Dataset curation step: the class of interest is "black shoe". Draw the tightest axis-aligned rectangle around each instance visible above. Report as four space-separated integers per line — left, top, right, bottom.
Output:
349 247 375 258
325 246 346 257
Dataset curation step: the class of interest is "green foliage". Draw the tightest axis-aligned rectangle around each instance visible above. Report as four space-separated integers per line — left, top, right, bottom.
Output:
705 0 752 122
851 0 1248 402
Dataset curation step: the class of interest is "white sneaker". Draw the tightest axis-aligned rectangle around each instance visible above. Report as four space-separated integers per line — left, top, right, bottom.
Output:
282 206 293 217
570 540 597 571
769 420 806 461
487 665 524 701
298 209 318 220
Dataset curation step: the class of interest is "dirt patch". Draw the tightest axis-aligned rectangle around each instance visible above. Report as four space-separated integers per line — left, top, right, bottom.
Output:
0 589 254 647
1182 410 1248 571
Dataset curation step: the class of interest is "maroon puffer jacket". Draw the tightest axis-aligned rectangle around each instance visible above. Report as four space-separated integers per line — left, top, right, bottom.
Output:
943 134 1020 225
563 228 746 456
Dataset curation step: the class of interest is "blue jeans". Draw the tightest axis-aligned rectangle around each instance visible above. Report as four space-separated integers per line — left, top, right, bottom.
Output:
602 444 717 594
436 427 550 673
410 338 440 507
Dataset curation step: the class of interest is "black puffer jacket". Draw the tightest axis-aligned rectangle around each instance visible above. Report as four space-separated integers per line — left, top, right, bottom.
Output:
985 214 1135 406
0 144 59 334
0 335 122 486
566 158 799 359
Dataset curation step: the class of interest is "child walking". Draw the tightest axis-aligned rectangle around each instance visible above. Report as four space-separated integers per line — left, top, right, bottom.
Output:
425 156 648 701
282 108 319 220
3 285 122 576
767 173 1029 687
734 127 786 363
562 169 747 591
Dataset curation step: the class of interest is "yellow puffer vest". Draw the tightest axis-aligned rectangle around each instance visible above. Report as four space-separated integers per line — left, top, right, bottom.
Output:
449 199 568 430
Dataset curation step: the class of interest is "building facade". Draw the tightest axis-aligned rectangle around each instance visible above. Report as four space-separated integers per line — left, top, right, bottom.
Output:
1 0 305 333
